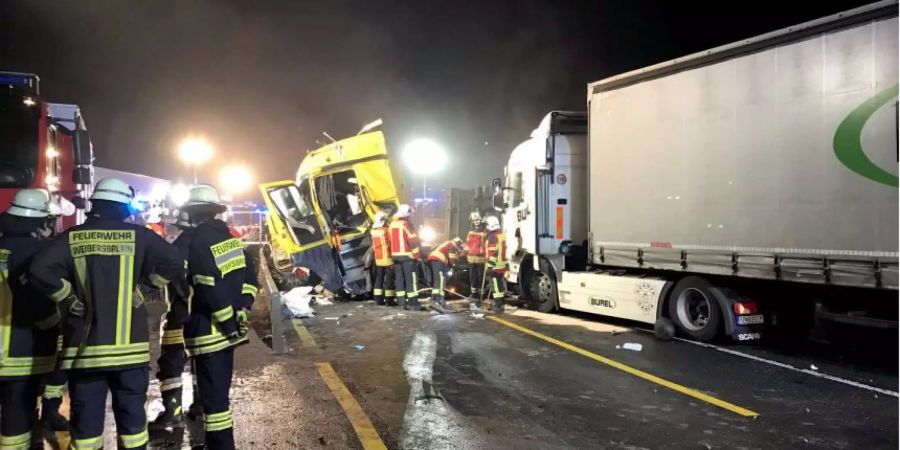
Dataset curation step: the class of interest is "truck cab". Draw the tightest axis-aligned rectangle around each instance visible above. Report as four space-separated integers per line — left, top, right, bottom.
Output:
0 72 93 230
260 128 405 295
502 111 587 311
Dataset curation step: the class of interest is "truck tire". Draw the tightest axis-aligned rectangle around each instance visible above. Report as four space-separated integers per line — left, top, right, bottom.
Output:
667 276 722 342
526 258 558 313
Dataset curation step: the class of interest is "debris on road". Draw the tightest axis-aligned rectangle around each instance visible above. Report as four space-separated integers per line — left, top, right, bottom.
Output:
471 313 485 319
354 344 365 351
382 313 408 321
810 364 819 371
322 317 340 321
619 343 643 352
282 286 316 318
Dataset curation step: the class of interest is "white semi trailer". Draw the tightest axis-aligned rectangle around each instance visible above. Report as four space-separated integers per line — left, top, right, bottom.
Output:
502 1 898 342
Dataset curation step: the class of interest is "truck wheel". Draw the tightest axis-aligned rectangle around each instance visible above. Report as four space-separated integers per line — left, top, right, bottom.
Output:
527 258 558 313
668 277 722 342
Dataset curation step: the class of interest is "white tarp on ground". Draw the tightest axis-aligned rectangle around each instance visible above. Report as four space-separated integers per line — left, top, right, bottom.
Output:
282 286 315 318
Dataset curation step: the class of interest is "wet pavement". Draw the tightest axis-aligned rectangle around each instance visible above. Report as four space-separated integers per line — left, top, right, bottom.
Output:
37 295 898 449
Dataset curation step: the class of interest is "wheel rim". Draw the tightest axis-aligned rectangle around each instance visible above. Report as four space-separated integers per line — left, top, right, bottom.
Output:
675 288 711 332
530 272 553 304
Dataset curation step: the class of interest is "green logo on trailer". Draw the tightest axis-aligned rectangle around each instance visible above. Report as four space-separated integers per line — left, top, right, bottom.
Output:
833 84 899 188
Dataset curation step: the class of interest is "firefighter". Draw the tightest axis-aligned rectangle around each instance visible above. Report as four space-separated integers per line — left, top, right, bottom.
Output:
465 211 486 300
428 237 464 313
389 204 421 311
484 216 508 313
148 211 195 431
0 190 62 449
28 177 186 450
369 211 394 306
180 185 256 450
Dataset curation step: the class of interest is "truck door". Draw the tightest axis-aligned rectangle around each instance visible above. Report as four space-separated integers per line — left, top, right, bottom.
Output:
259 180 328 255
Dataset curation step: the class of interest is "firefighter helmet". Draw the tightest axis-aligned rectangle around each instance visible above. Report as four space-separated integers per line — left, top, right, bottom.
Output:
183 185 224 208
175 210 193 228
469 211 481 222
90 177 135 205
395 204 413 219
7 189 50 218
484 215 501 231
373 211 388 228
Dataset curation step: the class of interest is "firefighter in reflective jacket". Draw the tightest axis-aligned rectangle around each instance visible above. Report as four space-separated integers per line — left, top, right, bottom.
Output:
389 204 421 310
428 238 464 313
369 211 395 306
29 178 186 450
465 212 486 298
484 216 508 313
0 190 62 449
180 185 257 450
149 211 195 431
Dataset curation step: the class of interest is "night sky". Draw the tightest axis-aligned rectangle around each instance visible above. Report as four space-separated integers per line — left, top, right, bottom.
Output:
0 1 871 195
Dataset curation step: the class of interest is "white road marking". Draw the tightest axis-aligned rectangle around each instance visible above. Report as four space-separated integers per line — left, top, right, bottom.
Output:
673 337 899 398
400 332 479 449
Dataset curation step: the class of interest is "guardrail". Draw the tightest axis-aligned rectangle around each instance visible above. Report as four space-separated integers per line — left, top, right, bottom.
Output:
258 246 286 354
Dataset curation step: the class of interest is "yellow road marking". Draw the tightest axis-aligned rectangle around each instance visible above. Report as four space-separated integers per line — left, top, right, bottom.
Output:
488 316 759 418
291 319 318 348
316 362 387 450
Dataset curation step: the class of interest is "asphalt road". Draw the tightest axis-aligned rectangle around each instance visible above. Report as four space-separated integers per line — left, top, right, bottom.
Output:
53 295 895 449
270 300 898 450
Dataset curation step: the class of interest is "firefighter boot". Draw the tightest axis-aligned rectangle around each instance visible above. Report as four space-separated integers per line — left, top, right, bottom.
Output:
40 397 69 432
408 296 422 311
150 389 185 430
492 297 505 314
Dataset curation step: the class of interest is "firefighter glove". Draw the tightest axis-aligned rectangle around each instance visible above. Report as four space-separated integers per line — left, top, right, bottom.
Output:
66 294 85 317
236 309 250 337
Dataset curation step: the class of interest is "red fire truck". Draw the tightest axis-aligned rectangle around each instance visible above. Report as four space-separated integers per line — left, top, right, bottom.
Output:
0 72 94 229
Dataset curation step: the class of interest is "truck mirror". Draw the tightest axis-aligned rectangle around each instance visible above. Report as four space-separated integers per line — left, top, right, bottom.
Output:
73 167 92 185
72 130 93 165
491 178 502 196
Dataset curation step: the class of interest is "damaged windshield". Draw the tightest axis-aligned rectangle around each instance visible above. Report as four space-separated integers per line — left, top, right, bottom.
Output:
315 170 367 233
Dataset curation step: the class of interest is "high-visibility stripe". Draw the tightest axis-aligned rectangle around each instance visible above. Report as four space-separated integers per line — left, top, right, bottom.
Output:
395 291 406 298
407 272 418 298
160 377 183 392
241 284 258 298
116 255 134 346
71 436 103 450
193 275 216 286
205 409 234 432
1 267 12 361
161 329 184 346
62 342 149 357
119 429 148 448
48 279 72 302
60 352 150 370
0 431 32 449
492 278 503 299
385 290 395 297
212 306 234 323
439 271 445 295
43 383 65 399
373 289 383 296
34 310 61 330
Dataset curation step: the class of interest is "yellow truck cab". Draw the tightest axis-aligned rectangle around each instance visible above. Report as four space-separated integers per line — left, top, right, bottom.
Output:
260 128 405 295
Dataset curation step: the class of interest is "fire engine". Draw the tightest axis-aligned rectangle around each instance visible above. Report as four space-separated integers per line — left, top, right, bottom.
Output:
0 72 94 229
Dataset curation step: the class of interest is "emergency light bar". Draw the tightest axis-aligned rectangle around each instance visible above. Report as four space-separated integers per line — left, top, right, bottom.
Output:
0 72 39 94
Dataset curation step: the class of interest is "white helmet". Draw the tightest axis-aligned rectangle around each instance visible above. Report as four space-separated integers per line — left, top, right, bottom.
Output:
484 215 501 231
90 177 135 205
182 184 224 209
469 211 481 222
394 204 413 219
175 210 193 228
7 189 50 218
372 211 388 228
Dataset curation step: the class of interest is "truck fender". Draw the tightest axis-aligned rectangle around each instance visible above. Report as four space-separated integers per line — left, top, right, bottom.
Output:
708 287 740 337
541 253 566 280
654 281 676 320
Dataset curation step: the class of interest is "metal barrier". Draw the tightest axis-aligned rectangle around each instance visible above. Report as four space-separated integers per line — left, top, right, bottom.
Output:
258 246 286 354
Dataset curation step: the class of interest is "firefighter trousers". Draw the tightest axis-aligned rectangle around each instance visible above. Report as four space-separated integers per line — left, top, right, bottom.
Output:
393 259 419 307
41 367 67 414
469 263 485 297
0 377 41 449
194 347 235 450
68 366 149 449
487 270 507 300
372 265 394 304
156 342 187 413
430 260 450 303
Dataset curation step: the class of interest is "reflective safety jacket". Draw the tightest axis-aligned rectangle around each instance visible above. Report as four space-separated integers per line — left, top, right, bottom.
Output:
183 220 258 356
428 240 461 265
0 234 60 378
466 229 486 264
485 230 508 273
370 226 392 267
29 218 183 371
389 219 419 260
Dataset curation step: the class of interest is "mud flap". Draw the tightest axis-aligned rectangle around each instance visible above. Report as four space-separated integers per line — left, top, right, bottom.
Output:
709 287 764 342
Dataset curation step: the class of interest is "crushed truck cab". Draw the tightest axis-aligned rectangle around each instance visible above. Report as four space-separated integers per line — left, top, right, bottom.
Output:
260 129 404 295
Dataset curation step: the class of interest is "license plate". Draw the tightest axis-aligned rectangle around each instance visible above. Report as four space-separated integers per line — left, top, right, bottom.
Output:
736 314 764 325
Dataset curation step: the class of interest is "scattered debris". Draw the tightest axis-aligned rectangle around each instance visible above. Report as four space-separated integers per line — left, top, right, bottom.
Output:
281 286 315 318
621 342 643 352
471 313 485 319
354 344 365 351
357 305 365 308
322 317 340 321
809 364 819 371
381 313 407 321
